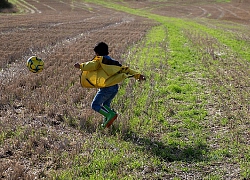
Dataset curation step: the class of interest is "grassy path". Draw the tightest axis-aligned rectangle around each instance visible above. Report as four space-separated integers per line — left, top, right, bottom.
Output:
80 2 250 179
54 0 250 179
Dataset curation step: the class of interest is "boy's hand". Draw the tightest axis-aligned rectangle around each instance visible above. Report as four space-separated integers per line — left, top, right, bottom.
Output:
138 75 146 81
74 63 80 69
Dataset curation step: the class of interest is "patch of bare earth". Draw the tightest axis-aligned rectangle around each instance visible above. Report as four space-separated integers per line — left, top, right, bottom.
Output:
120 0 250 25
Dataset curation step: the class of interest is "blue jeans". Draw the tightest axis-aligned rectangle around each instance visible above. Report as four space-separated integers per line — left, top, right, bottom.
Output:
91 84 119 112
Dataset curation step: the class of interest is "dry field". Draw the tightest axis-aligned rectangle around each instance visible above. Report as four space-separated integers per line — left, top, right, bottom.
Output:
0 1 157 178
119 0 250 24
0 0 249 179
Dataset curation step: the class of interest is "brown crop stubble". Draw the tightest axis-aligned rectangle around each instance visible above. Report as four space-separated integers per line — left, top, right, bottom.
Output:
183 28 250 156
0 0 157 178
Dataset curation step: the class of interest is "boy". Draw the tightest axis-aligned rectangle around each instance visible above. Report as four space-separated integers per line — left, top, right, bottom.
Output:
74 42 145 128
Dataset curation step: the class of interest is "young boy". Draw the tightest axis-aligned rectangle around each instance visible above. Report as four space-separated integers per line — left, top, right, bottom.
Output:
74 42 145 128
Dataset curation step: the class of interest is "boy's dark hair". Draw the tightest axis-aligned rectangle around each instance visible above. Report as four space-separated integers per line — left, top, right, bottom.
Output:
94 42 109 56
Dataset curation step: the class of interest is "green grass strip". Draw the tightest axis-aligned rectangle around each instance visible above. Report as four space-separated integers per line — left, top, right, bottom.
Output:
54 1 249 179
84 0 249 62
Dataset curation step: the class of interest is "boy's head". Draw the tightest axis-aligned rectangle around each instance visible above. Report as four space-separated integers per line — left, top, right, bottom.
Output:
94 42 109 56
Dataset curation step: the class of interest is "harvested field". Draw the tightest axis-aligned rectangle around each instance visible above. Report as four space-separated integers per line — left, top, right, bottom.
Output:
0 1 157 178
121 0 250 24
0 0 249 179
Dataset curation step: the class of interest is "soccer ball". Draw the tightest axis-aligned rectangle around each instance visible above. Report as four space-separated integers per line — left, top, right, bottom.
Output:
26 56 44 73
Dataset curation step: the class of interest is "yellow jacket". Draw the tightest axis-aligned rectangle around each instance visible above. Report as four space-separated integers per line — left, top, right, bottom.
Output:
79 56 141 88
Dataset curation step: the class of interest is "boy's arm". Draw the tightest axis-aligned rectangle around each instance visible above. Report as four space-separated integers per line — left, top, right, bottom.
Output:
121 66 146 81
74 59 100 71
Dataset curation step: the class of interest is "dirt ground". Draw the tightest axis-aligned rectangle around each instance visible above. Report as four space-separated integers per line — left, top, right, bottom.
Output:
0 0 249 179
1 0 250 73
121 0 250 24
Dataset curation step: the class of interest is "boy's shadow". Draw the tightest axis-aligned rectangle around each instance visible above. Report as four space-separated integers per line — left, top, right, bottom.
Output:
110 125 208 162
82 121 208 162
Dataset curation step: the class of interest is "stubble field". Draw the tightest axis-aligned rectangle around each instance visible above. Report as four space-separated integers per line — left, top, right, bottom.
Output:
0 0 249 179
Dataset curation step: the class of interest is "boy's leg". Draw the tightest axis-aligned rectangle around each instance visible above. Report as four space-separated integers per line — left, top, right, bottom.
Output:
91 84 118 111
101 85 118 127
91 88 105 112
103 84 119 108
99 105 118 128
91 85 118 127
102 105 117 128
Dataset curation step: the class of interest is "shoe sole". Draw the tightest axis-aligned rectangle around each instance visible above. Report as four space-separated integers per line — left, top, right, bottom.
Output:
105 114 118 128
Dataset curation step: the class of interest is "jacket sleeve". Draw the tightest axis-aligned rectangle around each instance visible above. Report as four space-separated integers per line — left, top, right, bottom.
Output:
79 59 100 71
120 66 141 79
